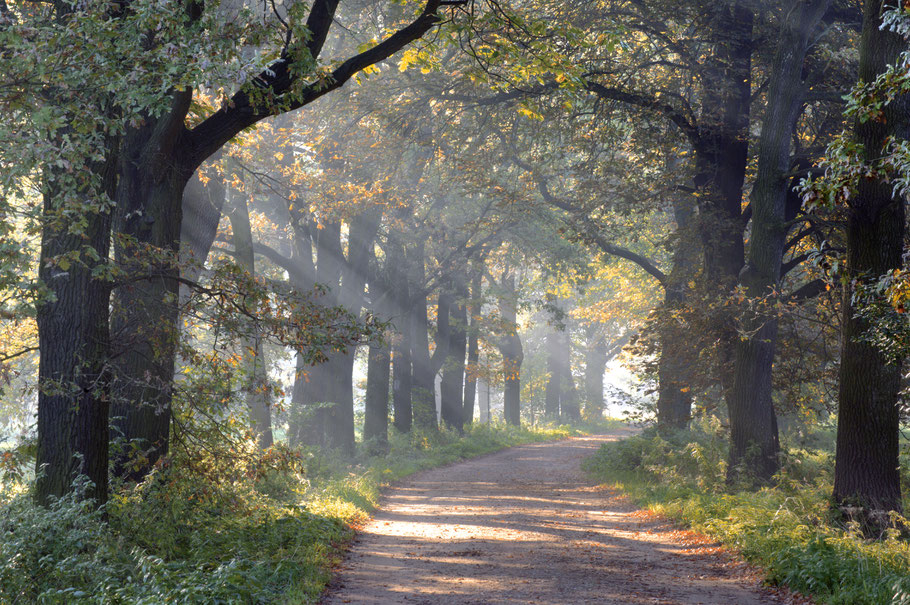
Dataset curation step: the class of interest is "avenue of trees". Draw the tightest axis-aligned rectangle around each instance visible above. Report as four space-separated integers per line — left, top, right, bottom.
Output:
3 0 910 580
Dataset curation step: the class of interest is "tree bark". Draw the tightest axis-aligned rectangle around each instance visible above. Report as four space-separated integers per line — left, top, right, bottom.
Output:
559 329 580 421
388 239 413 433
478 377 491 424
655 196 698 431
179 154 225 289
833 0 908 516
109 115 192 480
364 338 391 447
410 243 437 430
36 156 116 505
321 209 381 453
498 273 522 426
583 326 608 419
440 291 466 431
727 0 829 484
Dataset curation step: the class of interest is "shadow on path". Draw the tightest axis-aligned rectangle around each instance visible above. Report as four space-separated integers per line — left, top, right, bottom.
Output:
321 432 781 605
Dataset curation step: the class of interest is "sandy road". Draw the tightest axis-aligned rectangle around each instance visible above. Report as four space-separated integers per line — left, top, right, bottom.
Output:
321 432 785 605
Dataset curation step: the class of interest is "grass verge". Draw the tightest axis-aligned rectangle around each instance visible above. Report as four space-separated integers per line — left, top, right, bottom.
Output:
581 422 910 605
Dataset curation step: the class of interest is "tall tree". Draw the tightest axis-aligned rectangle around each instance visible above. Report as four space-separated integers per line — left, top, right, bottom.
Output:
728 0 831 483
226 180 274 449
105 0 457 478
831 0 908 516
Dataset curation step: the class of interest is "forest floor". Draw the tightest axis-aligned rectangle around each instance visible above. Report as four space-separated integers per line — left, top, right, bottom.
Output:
320 431 802 605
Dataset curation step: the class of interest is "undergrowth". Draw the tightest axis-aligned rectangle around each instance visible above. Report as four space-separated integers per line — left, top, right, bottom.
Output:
0 421 580 604
582 419 910 605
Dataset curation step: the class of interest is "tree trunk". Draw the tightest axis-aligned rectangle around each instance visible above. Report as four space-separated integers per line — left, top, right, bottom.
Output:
227 180 273 449
692 3 753 431
36 157 116 505
655 318 694 431
364 338 391 447
410 244 437 430
389 239 413 433
109 117 192 480
654 195 699 431
478 377 491 424
322 210 380 453
462 269 481 425
325 352 356 453
727 0 829 484
286 215 319 447
498 274 522 426
583 327 608 419
559 330 581 421
833 0 908 516
544 330 562 419
179 153 225 290
440 293 466 431
696 2 752 285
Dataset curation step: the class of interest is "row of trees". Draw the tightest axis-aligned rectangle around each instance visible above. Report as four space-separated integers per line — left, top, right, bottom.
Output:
1 0 910 531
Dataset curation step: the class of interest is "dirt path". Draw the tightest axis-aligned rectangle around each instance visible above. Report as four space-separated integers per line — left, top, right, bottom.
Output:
321 432 785 605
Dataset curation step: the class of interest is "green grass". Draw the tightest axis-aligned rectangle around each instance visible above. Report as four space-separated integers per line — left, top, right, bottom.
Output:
1 421 601 604
582 423 910 605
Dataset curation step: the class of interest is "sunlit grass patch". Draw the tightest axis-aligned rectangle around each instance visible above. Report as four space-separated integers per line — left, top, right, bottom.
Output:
582 424 910 605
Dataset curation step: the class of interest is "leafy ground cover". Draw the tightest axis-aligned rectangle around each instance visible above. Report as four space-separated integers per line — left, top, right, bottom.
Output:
582 419 910 605
1 421 624 604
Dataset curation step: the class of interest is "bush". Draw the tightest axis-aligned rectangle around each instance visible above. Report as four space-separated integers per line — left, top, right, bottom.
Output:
582 417 728 492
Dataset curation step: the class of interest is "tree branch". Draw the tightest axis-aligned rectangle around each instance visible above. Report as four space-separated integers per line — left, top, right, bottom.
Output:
189 0 447 166
508 154 669 287
585 81 701 149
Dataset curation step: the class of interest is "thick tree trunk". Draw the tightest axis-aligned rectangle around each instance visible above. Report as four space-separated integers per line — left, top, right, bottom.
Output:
655 319 694 431
727 0 829 484
462 269 481 425
286 216 319 448
498 274 522 426
689 3 753 433
833 0 908 516
364 339 391 446
179 154 225 289
289 357 329 448
559 330 581 421
502 344 523 425
36 160 116 505
392 327 413 434
655 196 698 431
410 244 437 430
389 240 413 433
109 118 192 480
288 221 346 449
440 294 466 431
227 182 273 449
696 2 752 285
312 222 346 450
321 210 380 453
325 352 356 452
583 327 608 419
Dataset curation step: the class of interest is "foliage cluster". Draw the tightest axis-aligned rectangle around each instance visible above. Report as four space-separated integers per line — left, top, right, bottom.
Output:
0 421 575 604
583 426 910 605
